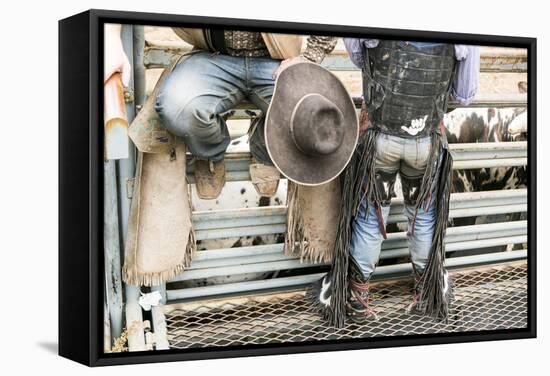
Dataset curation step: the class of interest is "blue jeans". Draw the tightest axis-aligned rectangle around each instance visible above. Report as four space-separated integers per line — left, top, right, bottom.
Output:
350 133 437 279
155 51 280 164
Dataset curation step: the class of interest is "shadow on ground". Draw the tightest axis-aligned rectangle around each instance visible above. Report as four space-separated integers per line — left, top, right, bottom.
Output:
37 342 58 354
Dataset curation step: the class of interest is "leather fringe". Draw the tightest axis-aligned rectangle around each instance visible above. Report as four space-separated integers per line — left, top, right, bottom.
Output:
415 138 454 321
309 129 379 327
284 182 306 258
122 228 196 287
285 182 335 264
415 133 443 213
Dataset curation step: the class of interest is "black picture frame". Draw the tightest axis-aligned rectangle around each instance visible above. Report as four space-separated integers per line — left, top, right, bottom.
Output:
59 8 537 367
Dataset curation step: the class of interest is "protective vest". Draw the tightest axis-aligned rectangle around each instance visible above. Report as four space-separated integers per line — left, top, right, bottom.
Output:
362 41 456 138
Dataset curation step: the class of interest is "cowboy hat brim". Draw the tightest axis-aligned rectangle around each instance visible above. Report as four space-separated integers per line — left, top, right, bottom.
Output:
265 62 358 186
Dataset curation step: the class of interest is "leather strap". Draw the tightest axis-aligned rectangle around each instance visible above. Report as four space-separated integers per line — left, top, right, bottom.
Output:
209 29 228 54
349 279 370 310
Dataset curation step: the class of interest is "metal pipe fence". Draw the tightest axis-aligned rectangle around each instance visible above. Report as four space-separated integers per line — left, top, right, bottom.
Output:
143 43 527 73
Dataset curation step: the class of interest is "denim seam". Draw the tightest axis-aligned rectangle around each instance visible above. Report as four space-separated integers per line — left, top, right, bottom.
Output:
173 87 243 129
249 90 271 107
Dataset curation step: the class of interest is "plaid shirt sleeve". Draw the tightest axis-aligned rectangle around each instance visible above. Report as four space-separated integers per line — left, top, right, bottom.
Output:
302 36 338 63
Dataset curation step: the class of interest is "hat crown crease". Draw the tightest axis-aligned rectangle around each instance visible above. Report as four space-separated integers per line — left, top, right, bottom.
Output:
289 93 345 156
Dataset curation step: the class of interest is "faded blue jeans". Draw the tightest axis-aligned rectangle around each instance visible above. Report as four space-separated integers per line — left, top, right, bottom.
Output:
155 51 280 164
350 133 437 279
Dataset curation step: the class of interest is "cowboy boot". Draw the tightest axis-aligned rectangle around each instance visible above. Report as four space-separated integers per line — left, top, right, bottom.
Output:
194 159 226 200
249 157 280 197
406 270 450 314
346 258 378 323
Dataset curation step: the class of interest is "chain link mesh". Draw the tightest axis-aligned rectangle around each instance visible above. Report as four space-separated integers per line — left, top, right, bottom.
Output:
165 262 527 349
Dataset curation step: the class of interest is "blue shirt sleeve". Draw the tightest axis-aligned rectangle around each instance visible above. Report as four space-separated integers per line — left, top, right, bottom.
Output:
343 38 364 69
451 45 480 105
343 38 380 69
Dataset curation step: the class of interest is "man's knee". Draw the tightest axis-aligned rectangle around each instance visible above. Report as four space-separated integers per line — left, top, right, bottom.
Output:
156 92 215 136
181 97 216 125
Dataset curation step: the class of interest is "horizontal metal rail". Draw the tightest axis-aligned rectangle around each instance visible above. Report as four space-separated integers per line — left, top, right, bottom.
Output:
186 233 526 271
215 188 526 215
453 158 527 169
143 43 527 73
190 93 527 121
192 220 526 264
193 205 286 229
450 141 527 160
192 189 526 240
186 142 527 183
170 233 526 283
165 250 527 301
444 93 526 108
142 44 526 112
350 93 527 109
167 273 328 301
173 221 527 284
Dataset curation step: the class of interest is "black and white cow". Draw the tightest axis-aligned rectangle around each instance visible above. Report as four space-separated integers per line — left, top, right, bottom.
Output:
443 107 528 254
445 107 527 196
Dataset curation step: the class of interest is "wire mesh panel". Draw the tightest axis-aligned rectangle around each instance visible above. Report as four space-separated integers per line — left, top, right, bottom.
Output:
165 262 527 349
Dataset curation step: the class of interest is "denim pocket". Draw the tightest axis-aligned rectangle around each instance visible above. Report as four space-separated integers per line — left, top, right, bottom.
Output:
414 136 432 168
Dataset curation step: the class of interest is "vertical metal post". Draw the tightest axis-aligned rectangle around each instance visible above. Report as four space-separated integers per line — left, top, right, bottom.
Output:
132 25 146 108
104 159 124 342
132 24 170 350
119 24 147 352
150 284 170 350
119 25 137 237
103 295 112 353
151 284 167 304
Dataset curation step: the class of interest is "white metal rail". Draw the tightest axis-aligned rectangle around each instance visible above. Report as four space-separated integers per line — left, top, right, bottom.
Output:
185 142 528 183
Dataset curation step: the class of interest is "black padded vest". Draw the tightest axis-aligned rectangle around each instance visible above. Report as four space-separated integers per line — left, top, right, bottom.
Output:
362 41 456 138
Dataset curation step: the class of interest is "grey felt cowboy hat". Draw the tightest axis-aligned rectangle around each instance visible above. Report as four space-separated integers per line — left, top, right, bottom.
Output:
265 62 359 186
